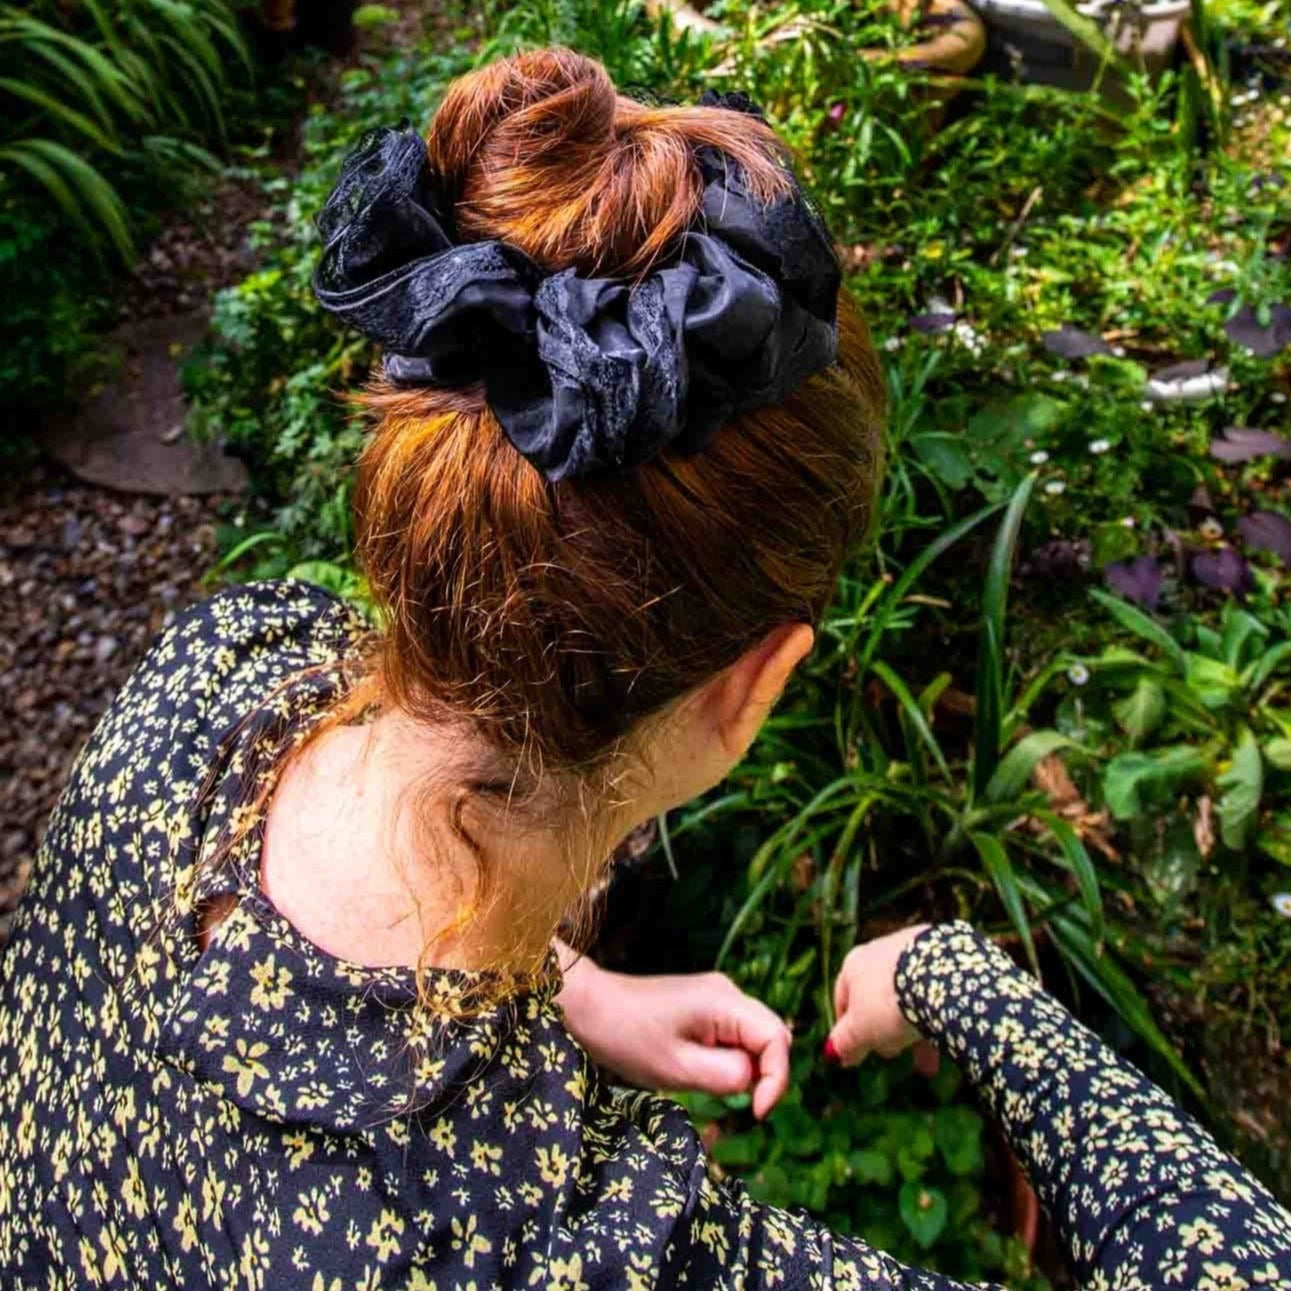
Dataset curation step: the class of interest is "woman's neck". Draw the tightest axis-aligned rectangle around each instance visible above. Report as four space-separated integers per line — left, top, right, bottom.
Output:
254 709 626 974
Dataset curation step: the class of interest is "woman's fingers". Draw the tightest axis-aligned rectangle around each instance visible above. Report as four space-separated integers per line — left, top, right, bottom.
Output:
674 1041 754 1097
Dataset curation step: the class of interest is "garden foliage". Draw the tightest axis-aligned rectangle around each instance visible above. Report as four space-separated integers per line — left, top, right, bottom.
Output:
0 0 249 417
189 0 1291 1275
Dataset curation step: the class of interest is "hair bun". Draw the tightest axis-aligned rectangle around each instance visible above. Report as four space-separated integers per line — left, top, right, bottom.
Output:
422 47 790 279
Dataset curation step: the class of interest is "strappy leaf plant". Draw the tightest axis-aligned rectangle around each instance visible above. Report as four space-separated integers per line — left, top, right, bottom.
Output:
0 0 251 261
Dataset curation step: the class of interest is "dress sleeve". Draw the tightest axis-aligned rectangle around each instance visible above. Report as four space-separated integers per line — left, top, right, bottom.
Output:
894 922 1291 1289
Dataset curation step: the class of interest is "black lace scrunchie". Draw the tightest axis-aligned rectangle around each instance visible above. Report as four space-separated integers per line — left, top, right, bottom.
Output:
313 99 840 482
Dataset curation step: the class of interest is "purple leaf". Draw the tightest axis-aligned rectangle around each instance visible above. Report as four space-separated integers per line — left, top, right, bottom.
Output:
1207 288 1238 305
1042 326 1112 359
1106 555 1163 609
1224 304 1291 357
1209 426 1291 462
1192 546 1252 594
910 311 956 333
1238 511 1291 563
1151 358 1211 382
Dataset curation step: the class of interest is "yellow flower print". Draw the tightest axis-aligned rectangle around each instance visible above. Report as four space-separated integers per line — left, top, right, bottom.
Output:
428 1117 456 1154
470 1141 503 1176
221 1038 271 1097
122 1159 148 1221
1180 1218 1224 1256
531 1253 588 1291
365 1208 406 1263
248 955 293 1011
293 1187 331 1237
311 1276 342 1291
536 1144 571 1188
173 1194 199 1254
450 1214 493 1269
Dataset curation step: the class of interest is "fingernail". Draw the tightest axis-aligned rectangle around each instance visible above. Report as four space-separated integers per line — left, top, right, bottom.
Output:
823 1036 840 1065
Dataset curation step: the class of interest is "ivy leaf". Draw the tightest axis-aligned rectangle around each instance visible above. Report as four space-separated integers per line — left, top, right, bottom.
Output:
1217 727 1264 851
899 1181 949 1249
933 1106 984 1177
848 1148 894 1186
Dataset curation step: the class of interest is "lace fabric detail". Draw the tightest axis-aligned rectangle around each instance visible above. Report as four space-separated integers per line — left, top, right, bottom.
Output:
312 107 840 481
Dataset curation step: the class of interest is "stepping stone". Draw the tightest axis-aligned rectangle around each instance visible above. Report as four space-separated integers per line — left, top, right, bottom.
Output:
41 311 248 498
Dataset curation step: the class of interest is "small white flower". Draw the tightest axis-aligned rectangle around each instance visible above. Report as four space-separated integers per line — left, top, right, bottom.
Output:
1067 663 1091 686
1089 439 1111 454
1044 479 1066 496
1120 516 1136 528
1111 345 1126 358
1272 392 1288 404
883 336 903 352
1010 245 1029 259
1199 517 1224 541
1051 370 1071 383
1029 449 1050 465
1272 893 1291 919
1140 400 1155 412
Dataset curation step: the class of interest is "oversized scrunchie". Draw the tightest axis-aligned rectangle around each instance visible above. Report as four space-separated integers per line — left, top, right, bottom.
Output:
313 102 840 482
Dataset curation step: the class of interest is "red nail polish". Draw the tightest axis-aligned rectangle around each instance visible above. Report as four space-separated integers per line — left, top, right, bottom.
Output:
823 1036 840 1065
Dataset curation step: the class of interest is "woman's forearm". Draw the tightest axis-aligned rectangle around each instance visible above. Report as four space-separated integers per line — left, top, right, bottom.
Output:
896 923 1291 1287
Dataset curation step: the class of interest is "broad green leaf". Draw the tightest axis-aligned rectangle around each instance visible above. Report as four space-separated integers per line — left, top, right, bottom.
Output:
1264 738 1291 773
1103 746 1208 820
848 1148 894 1186
1216 727 1263 852
1184 653 1241 711
1257 813 1291 865
912 432 973 490
1112 677 1167 746
710 1131 765 1169
933 1106 984 1177
899 1181 949 1249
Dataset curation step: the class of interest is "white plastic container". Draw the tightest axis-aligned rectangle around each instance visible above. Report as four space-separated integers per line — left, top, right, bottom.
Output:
970 0 1191 92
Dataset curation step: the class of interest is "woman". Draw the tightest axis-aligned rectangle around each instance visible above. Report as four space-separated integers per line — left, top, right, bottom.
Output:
1 48 1287 1290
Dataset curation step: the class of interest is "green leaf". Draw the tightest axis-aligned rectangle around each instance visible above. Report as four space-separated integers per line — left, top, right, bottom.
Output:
973 475 1036 802
1112 677 1167 747
848 1148 893 1186
1044 909 1203 1101
1032 810 1105 942
912 432 974 490
969 832 1038 975
870 659 950 781
1090 589 1186 675
1257 813 1291 865
711 1131 765 1169
1103 746 1209 820
933 1106 984 1177
1216 726 1263 852
1184 653 1241 711
985 729 1077 803
899 1181 949 1249
1264 738 1291 773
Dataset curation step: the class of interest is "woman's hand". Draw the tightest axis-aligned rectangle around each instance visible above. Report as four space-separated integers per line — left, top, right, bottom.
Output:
557 952 792 1119
824 924 930 1066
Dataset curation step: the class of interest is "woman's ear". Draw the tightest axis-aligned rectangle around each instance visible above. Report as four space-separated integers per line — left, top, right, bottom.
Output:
711 623 815 762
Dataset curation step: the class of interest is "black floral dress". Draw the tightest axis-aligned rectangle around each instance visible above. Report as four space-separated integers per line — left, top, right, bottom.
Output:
1 580 1288 1290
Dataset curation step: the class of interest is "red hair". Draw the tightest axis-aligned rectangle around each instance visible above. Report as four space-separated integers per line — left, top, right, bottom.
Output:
347 48 885 794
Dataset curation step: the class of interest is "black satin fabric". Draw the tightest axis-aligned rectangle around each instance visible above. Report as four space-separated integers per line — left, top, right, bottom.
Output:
313 109 840 481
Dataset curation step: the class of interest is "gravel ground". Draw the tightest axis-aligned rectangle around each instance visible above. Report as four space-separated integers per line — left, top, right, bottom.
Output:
0 464 225 941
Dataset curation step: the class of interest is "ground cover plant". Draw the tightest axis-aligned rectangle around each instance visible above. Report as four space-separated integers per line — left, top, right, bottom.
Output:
188 0 1291 1278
